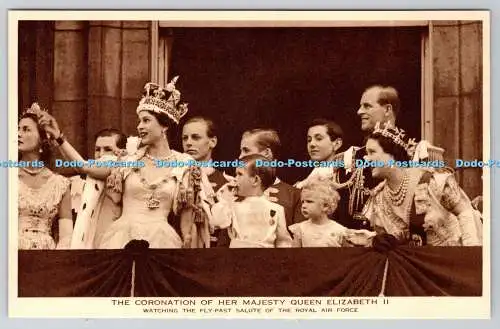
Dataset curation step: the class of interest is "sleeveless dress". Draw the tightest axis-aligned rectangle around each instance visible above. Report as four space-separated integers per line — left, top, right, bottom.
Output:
98 149 216 249
18 172 70 250
98 168 183 249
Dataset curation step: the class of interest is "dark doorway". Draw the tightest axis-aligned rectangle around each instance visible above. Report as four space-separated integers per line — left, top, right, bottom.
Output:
168 27 422 184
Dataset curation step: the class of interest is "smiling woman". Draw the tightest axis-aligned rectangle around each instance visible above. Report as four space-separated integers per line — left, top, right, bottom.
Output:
360 124 482 247
35 78 217 250
96 77 216 249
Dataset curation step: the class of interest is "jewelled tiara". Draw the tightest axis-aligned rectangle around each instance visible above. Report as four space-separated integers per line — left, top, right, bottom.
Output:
372 121 417 151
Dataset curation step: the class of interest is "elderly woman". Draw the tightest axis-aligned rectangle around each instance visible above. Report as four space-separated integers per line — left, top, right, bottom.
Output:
353 123 482 247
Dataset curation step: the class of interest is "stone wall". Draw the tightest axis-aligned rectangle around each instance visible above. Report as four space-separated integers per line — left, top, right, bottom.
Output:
19 20 152 161
432 20 483 199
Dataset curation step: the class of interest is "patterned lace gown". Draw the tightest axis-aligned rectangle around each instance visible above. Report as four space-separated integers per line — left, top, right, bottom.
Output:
18 173 70 249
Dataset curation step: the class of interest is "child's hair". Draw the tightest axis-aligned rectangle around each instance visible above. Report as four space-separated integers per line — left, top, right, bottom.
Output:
239 154 276 190
301 176 341 216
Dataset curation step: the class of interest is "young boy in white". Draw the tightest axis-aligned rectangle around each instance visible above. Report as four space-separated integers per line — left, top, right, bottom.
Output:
289 176 348 247
211 154 292 248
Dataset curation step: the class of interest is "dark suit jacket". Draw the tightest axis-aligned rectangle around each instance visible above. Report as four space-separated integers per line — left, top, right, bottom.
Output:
268 180 305 228
207 169 228 193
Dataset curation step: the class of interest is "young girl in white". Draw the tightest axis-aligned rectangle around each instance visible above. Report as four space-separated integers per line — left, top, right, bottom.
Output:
289 177 348 247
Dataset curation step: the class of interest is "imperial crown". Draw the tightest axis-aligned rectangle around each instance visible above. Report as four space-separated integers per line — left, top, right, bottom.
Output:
136 76 188 124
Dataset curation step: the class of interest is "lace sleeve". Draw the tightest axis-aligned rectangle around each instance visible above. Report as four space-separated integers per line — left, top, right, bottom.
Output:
105 167 125 205
61 176 71 195
438 175 482 245
51 175 71 207
106 168 124 194
105 151 140 195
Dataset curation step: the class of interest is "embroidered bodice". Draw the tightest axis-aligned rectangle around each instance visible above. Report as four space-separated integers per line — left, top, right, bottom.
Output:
121 170 178 221
18 171 70 250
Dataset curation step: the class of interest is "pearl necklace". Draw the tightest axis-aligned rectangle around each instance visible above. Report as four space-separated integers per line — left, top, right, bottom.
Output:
383 170 409 206
143 151 176 162
21 167 45 176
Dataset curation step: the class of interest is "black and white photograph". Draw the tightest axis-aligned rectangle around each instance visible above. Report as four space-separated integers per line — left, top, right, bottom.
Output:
8 11 490 318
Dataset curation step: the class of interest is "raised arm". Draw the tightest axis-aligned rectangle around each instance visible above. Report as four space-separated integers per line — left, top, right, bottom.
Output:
57 137 112 180
37 111 112 180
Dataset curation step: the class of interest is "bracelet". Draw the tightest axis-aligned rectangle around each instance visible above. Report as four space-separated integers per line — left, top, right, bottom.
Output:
55 133 65 146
